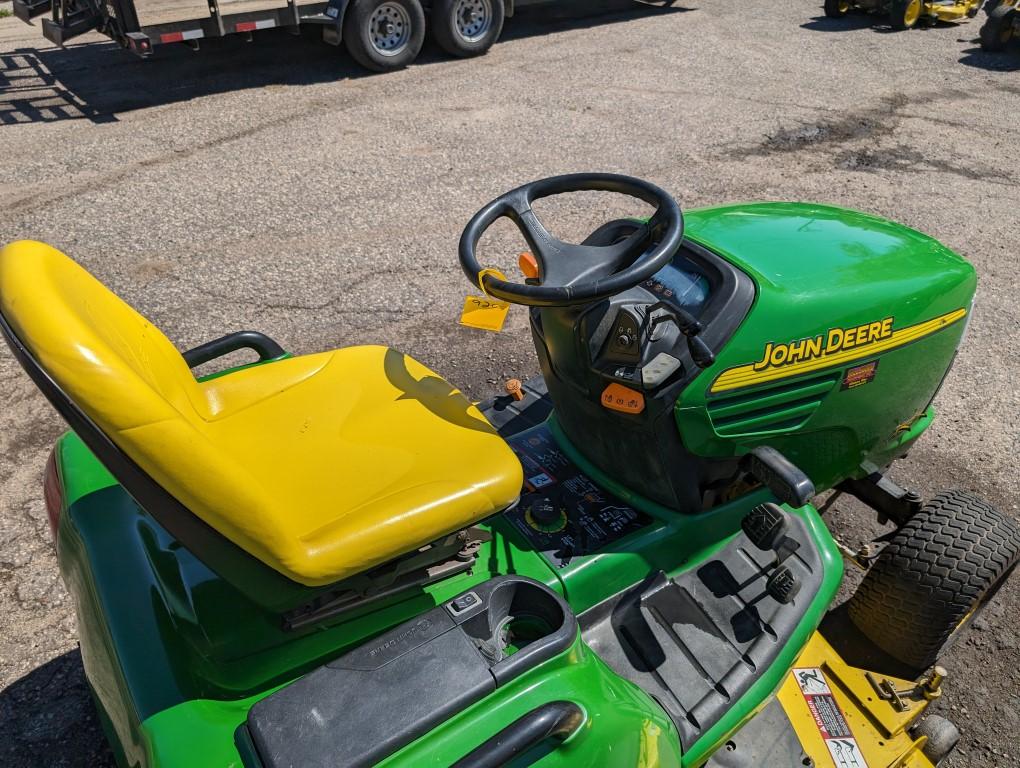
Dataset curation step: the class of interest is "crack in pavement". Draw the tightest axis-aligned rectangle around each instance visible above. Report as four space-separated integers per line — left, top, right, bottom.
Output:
3 92 367 218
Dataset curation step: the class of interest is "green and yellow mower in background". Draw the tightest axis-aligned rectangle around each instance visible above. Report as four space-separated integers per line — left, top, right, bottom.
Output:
824 0 984 30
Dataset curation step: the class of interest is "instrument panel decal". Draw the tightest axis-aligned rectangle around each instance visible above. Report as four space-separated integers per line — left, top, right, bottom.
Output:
505 425 651 568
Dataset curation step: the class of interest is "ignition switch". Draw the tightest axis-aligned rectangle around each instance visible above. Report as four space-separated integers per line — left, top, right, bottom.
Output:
607 308 642 361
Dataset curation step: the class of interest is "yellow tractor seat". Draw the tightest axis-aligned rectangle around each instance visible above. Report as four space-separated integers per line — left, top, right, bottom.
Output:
0 240 523 587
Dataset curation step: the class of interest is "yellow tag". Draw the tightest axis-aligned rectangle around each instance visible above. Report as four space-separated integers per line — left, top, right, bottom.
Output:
460 268 511 332
460 295 510 332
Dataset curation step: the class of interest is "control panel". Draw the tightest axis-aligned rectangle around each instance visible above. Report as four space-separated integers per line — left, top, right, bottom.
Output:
593 302 687 401
505 424 652 568
584 252 715 410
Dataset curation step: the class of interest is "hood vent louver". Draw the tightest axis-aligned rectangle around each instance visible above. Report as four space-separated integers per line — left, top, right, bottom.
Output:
707 372 839 436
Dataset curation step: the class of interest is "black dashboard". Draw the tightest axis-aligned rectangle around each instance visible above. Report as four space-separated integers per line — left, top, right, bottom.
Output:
528 231 756 512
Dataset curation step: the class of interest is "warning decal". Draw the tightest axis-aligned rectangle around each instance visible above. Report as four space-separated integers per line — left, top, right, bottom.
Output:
841 360 879 391
793 668 869 768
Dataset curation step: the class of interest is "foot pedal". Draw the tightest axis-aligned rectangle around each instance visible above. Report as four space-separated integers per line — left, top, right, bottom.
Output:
741 503 788 551
766 565 801 604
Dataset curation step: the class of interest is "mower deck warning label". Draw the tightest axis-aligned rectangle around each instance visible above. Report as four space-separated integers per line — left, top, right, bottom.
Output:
793 667 869 768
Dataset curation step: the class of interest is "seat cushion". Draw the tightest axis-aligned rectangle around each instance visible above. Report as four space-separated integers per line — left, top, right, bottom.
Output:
0 240 523 586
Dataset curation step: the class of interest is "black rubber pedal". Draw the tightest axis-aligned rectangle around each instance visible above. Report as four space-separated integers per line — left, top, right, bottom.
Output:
766 565 801 604
741 503 789 551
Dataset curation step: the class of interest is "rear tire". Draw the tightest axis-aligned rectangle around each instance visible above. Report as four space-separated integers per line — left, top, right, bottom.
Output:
431 0 505 58
890 0 923 29
980 4 1017 50
824 0 852 17
847 490 1020 674
344 0 426 72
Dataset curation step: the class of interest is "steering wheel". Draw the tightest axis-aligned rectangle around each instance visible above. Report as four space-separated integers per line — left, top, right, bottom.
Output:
459 173 684 307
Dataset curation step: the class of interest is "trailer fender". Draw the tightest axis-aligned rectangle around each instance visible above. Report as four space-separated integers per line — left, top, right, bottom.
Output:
317 0 349 44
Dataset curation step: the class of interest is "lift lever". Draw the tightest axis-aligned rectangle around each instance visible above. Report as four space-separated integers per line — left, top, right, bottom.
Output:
646 301 716 369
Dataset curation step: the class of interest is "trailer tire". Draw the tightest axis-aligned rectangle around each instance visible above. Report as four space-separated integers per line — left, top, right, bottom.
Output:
344 0 426 72
431 0 505 58
847 490 1020 674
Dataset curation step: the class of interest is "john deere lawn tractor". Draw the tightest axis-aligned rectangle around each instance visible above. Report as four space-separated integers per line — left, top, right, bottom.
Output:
2 173 1018 768
824 0 984 30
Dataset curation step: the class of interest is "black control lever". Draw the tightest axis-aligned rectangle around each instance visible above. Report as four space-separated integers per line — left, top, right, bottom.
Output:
647 301 716 369
741 447 816 508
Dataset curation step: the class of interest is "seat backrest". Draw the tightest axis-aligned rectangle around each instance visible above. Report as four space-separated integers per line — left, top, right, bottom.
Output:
0 241 312 606
0 240 205 432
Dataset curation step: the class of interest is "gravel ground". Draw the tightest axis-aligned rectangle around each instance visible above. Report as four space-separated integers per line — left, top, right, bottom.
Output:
1 1 1019 766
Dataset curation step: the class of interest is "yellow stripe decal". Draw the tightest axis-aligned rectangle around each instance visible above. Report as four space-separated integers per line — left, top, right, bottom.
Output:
710 308 967 394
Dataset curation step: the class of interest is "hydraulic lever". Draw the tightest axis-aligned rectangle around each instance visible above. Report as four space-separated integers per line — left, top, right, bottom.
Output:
647 301 716 369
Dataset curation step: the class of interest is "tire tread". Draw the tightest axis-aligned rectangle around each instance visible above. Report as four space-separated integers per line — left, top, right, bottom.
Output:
847 490 1020 671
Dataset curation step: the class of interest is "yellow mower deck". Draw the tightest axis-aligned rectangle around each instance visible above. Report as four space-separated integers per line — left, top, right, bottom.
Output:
777 632 940 768
836 0 982 27
927 0 982 22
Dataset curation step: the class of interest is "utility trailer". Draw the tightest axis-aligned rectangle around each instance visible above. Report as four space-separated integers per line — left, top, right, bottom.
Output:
11 0 551 71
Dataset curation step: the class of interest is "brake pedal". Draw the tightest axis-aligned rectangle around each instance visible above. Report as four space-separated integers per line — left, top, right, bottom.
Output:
741 503 789 551
766 565 801 604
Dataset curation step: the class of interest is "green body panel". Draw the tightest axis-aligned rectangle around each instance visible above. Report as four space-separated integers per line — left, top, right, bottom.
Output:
377 636 682 768
138 636 683 768
57 429 117 505
678 203 976 489
54 418 841 768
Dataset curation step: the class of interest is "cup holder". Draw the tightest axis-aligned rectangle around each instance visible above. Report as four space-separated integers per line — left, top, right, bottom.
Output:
503 615 554 653
248 576 577 768
455 576 576 684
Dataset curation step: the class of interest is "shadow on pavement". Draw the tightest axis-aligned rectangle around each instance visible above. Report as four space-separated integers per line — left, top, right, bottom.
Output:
800 12 878 32
801 10 979 35
959 43 1020 70
0 648 115 768
0 0 694 126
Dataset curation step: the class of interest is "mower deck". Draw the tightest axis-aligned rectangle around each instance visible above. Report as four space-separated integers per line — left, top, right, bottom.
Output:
775 633 937 768
705 631 938 768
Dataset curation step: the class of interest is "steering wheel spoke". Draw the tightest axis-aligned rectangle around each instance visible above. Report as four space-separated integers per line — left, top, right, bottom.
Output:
512 208 567 279
459 173 684 307
606 222 652 266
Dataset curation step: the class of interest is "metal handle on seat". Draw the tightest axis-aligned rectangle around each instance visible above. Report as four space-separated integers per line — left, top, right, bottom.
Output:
451 701 584 768
182 331 286 369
